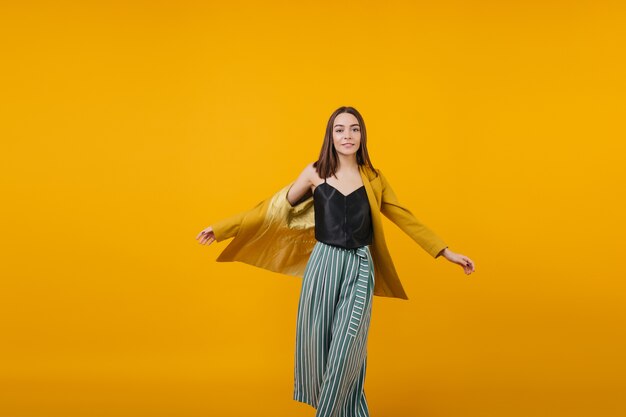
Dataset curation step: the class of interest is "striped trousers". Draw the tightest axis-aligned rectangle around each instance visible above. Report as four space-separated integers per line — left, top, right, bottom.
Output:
293 241 375 417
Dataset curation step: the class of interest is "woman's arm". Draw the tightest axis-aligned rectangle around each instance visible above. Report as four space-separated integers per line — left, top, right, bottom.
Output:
207 162 314 243
378 169 449 259
210 200 263 242
378 169 476 274
286 162 315 207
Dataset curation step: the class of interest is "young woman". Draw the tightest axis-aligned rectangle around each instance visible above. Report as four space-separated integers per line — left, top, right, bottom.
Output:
197 106 475 417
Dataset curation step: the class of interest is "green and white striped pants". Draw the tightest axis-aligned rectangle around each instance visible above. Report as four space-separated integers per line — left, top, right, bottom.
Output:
293 240 375 417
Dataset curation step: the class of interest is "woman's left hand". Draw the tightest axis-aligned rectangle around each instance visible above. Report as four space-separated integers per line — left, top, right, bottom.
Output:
441 248 475 275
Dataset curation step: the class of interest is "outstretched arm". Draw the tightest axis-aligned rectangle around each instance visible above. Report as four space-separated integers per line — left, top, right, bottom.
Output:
378 169 476 274
210 200 263 242
199 162 314 246
378 169 449 259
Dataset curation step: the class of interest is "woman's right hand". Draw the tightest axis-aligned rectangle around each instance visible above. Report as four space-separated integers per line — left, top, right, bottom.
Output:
196 226 216 246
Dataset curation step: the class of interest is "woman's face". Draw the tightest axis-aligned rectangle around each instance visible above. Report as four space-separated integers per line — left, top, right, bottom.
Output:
332 112 361 157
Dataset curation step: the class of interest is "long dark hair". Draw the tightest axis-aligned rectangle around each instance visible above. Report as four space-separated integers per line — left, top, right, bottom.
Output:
313 106 376 180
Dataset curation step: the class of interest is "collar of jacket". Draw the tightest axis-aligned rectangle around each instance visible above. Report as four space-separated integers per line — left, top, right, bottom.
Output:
211 164 448 301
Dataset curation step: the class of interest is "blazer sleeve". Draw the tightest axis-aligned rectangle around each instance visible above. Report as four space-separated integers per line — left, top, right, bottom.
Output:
211 199 264 242
378 169 448 258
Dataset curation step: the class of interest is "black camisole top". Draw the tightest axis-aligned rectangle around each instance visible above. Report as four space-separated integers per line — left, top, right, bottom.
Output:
313 177 373 249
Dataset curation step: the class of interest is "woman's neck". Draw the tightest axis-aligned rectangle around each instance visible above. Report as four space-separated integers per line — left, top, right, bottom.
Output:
336 153 359 172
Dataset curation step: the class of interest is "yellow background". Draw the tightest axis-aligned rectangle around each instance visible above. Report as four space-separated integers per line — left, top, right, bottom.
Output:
2 1 625 416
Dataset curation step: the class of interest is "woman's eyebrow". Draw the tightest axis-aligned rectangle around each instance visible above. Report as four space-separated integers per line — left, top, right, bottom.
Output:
333 124 360 127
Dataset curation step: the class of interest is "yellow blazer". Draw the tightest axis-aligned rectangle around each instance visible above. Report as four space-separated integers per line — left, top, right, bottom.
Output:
210 164 448 300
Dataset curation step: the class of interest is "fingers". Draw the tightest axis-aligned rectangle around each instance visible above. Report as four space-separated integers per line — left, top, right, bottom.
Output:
196 227 214 241
202 234 214 245
459 255 475 275
196 230 215 245
460 256 473 267
201 236 214 245
467 258 475 272
196 230 210 240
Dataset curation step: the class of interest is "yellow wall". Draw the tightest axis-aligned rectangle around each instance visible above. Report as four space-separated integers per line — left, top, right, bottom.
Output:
1 1 624 416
